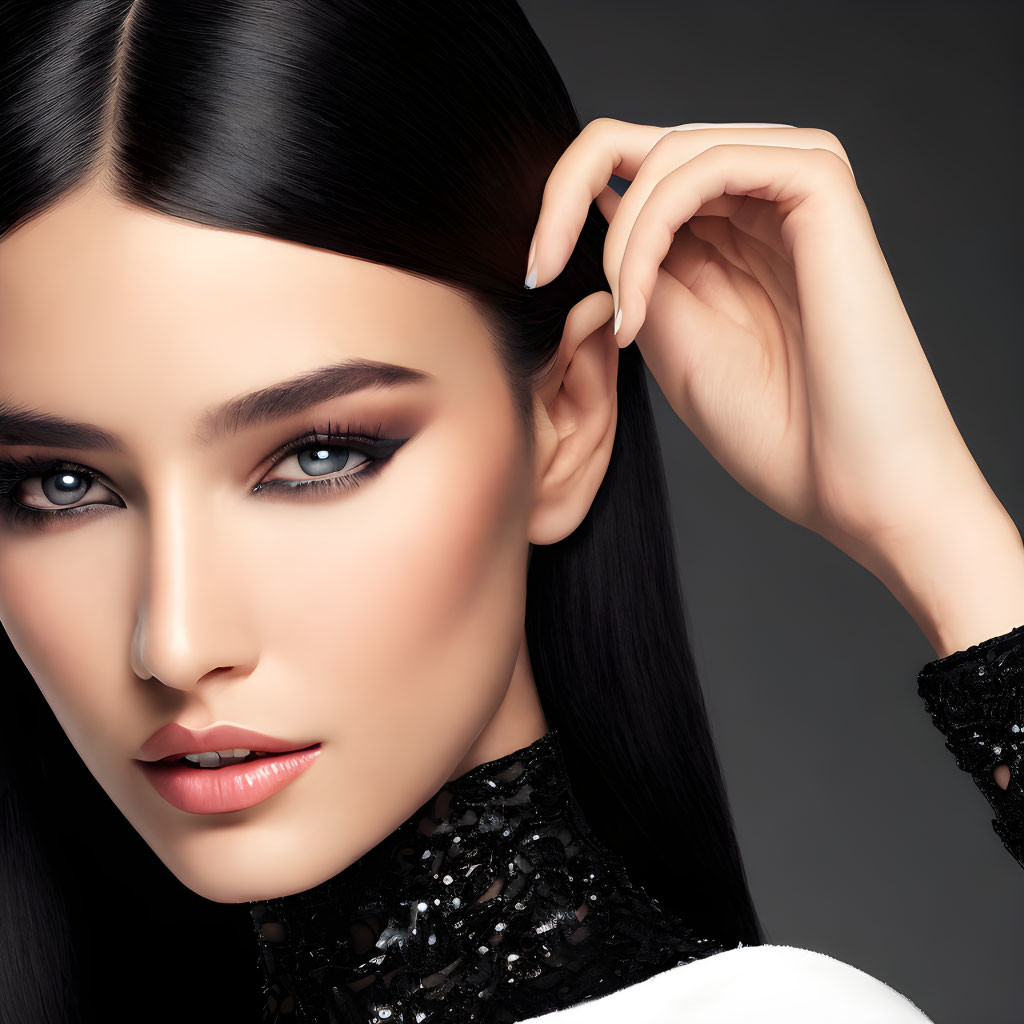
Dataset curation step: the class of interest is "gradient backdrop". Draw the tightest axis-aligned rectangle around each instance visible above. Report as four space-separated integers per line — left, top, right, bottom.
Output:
518 1 1023 1021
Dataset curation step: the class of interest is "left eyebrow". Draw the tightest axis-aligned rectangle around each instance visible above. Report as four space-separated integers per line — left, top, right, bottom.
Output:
0 359 434 451
196 358 433 445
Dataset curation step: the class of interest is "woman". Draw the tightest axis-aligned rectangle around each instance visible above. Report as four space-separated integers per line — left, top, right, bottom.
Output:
0 1 1020 1022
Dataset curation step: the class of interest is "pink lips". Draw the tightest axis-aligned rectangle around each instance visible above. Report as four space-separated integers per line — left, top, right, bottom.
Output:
135 721 322 814
137 748 322 814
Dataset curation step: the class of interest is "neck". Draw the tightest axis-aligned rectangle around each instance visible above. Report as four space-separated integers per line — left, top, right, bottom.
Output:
249 730 727 1023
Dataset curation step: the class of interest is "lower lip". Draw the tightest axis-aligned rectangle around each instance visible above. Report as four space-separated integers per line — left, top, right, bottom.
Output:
137 745 322 814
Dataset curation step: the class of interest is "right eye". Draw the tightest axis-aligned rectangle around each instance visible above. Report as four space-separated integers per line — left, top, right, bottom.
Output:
0 457 124 529
17 466 116 509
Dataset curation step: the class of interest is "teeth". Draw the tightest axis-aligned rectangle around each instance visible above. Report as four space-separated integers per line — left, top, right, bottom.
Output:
182 747 257 768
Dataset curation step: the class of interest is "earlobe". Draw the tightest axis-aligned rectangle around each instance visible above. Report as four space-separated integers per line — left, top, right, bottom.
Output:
527 290 618 547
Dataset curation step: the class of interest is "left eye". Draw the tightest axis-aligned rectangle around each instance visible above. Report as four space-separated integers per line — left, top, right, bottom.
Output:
261 444 371 485
250 431 406 497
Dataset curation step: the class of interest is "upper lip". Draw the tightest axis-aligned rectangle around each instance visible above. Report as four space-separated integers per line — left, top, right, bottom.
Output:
136 722 320 763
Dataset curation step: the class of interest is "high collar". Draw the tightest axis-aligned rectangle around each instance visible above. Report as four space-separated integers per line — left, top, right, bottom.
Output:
249 729 727 1023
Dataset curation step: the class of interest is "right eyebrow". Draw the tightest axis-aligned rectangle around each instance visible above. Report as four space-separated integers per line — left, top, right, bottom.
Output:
0 358 434 452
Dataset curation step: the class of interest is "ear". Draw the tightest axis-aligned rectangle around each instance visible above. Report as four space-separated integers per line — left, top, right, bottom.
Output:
528 290 618 547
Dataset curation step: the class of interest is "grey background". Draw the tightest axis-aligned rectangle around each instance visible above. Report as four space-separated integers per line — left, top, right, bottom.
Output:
518 1 1023 1021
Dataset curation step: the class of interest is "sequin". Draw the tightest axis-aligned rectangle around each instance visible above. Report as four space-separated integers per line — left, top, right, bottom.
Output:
917 622 1024 868
249 730 733 1022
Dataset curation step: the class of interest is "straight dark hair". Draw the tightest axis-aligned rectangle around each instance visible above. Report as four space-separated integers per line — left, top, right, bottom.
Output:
0 1 767 1020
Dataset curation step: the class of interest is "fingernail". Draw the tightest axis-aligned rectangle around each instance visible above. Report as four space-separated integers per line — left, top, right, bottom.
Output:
613 308 622 336
523 238 537 290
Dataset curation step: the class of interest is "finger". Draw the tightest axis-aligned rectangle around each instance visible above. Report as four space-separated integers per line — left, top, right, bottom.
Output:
660 215 803 353
613 142 853 347
667 122 797 128
686 215 796 303
525 119 669 290
603 127 854 318
526 119 853 291
594 183 622 226
725 196 789 258
657 226 773 343
524 184 623 292
525 120 799 287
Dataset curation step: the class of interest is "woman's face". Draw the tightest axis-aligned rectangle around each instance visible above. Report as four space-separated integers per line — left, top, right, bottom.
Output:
0 183 550 902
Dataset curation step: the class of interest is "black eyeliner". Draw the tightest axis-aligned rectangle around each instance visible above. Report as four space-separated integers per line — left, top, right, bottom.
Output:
0 418 414 530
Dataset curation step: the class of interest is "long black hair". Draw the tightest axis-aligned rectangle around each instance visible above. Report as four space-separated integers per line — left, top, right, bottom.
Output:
0 1 767 1020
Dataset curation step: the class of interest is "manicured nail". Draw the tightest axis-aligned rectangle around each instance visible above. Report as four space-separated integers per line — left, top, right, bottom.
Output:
524 238 538 289
613 307 622 336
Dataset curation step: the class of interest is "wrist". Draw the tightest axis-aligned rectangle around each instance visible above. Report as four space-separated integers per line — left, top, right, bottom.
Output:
848 500 1024 659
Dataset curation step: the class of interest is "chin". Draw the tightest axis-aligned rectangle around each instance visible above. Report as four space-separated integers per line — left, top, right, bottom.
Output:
181 875 298 905
142 815 366 905
166 855 344 905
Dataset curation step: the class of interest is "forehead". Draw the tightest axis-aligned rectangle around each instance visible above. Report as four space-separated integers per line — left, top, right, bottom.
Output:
0 184 501 427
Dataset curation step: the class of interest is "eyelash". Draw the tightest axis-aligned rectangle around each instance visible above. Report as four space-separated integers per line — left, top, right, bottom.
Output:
0 419 409 532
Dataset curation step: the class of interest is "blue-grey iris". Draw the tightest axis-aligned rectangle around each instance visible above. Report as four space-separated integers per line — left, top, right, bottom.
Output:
43 471 89 505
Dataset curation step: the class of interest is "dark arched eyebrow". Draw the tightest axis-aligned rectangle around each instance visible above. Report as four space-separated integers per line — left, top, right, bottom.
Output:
0 359 433 451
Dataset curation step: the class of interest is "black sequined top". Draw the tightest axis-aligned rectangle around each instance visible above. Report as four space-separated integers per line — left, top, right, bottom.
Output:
248 729 732 1024
248 622 1024 1024
917 621 1024 869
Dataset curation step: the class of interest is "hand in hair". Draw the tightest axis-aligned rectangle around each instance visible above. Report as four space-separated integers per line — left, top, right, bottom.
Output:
524 118 1024 682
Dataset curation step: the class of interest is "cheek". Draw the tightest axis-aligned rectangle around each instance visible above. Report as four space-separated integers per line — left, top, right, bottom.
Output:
256 411 530 729
0 523 132 756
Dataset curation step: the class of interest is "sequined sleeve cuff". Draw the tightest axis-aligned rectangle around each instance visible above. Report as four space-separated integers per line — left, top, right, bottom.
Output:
917 623 1024 870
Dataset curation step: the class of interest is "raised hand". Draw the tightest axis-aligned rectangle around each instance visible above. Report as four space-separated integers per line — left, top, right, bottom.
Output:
525 119 1008 571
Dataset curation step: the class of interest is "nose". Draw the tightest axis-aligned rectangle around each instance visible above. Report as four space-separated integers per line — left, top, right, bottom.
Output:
130 476 258 690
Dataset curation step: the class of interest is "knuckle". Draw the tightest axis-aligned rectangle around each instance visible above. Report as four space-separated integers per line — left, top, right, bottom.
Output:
807 146 857 185
808 126 842 148
582 116 617 136
807 129 854 170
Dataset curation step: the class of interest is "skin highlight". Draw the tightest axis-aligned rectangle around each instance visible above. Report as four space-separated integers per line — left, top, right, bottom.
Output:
0 180 620 902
